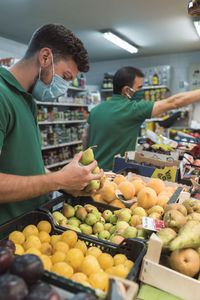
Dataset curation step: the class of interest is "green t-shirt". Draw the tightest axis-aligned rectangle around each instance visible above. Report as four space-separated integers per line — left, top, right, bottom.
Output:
0 67 48 225
88 94 154 170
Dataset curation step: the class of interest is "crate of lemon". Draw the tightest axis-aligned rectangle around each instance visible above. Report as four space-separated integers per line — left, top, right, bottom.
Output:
0 210 146 295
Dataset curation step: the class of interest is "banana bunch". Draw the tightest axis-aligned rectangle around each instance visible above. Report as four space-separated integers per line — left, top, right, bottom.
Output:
151 144 175 152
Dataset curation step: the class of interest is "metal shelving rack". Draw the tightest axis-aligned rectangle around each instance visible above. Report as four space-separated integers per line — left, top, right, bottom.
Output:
37 86 88 169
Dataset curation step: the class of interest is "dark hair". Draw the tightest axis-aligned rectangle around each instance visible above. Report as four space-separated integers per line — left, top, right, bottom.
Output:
113 66 144 94
24 24 89 72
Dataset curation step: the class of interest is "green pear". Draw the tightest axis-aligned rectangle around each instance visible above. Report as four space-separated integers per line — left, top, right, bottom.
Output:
121 226 137 239
163 209 186 230
52 211 67 224
156 228 177 247
93 222 104 234
85 213 98 226
170 220 200 251
92 166 100 174
68 217 81 227
80 224 93 235
98 230 110 240
79 147 95 165
85 180 100 192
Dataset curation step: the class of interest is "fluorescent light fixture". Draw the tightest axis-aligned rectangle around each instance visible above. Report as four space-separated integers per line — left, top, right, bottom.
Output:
103 31 138 54
194 20 200 37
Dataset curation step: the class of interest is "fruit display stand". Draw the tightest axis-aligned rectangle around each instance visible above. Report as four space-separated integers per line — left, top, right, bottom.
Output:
139 233 200 300
0 210 146 299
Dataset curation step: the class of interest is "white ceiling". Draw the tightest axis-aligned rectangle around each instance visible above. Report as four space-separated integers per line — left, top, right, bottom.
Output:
0 0 199 62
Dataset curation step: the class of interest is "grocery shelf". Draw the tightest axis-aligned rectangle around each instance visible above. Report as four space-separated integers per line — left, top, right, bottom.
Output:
36 101 88 107
143 85 169 90
38 120 86 125
101 88 113 92
42 140 82 150
45 158 73 169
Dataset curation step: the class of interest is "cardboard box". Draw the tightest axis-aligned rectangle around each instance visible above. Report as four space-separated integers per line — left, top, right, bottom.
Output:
113 156 180 183
136 145 179 162
139 234 200 300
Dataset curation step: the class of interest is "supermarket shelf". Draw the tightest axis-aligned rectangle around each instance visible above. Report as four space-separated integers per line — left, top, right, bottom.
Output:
36 101 88 107
38 120 86 125
42 140 82 150
45 158 73 169
143 85 169 90
101 88 113 92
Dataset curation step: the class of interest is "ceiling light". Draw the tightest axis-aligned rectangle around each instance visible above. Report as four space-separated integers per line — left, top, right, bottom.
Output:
103 31 138 54
194 20 200 37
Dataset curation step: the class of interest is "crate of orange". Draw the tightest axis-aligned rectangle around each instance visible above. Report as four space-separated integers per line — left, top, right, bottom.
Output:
0 210 146 296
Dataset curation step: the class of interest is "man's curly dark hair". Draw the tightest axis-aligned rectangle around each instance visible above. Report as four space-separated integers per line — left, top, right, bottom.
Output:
24 24 89 72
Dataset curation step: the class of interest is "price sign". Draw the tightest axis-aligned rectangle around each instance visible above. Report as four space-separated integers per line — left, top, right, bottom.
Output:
142 217 165 232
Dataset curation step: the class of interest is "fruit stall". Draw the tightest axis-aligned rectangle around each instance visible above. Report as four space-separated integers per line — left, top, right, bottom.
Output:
1 139 200 300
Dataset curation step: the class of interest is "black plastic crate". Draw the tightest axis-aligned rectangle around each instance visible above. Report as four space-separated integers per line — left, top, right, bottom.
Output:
0 210 146 283
40 192 120 214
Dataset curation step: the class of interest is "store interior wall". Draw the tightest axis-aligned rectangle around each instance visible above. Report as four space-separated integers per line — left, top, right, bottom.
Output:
1 36 200 120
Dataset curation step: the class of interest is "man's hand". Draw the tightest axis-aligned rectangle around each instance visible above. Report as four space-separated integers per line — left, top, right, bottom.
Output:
55 152 104 191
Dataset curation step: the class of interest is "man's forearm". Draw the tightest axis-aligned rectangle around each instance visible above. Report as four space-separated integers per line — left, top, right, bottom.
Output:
0 172 61 203
152 89 200 117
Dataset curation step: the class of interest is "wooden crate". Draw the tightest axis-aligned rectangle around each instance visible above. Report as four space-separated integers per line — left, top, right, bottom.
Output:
139 234 200 300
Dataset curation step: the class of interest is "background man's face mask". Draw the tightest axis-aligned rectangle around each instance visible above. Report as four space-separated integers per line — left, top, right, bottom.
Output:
127 87 144 101
32 55 71 101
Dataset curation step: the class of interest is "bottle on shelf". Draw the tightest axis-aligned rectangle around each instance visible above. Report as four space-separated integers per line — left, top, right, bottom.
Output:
153 67 159 86
148 69 153 86
102 73 109 89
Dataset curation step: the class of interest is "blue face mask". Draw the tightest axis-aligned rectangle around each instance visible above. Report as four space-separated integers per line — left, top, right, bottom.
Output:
32 55 71 101
127 88 145 101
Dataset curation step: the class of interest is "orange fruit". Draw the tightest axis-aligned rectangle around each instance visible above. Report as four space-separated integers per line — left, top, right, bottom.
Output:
37 220 52 233
50 235 61 247
51 262 73 278
53 241 69 254
97 253 114 270
40 242 52 256
25 247 41 256
38 231 51 243
74 240 87 255
81 255 101 276
113 264 129 278
23 235 41 250
61 230 78 248
89 271 109 291
71 272 88 283
51 251 66 264
40 254 52 271
113 254 127 266
9 231 25 245
22 225 39 238
14 244 24 255
65 248 84 270
86 247 102 258
124 259 134 271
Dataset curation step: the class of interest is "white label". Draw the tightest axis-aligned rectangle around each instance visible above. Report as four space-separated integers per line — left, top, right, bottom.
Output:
142 217 165 232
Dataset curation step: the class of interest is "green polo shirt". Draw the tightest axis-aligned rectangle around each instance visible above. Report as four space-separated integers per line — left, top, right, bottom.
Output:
88 94 154 170
0 67 48 225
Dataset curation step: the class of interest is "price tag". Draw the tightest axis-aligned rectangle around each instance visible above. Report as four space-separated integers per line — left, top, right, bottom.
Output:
151 167 177 182
142 217 165 232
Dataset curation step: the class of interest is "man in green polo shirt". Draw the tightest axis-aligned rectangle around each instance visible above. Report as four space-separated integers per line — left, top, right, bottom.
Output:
0 24 103 225
85 66 200 170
